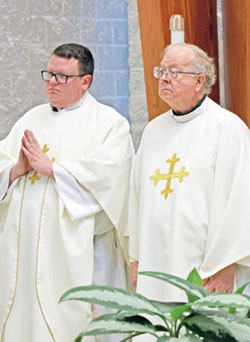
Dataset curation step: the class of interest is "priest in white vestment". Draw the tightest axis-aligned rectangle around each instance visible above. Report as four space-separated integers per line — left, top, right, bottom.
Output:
128 43 250 341
0 43 134 342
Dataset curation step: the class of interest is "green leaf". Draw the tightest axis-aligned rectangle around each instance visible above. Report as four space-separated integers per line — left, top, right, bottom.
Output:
120 332 144 342
138 271 209 300
116 310 141 318
59 285 164 317
235 281 250 295
183 313 236 341
151 300 186 314
155 324 168 332
184 310 250 342
75 314 157 342
192 293 250 310
186 268 203 303
229 307 236 315
179 334 203 341
157 334 202 341
157 336 172 341
187 268 203 286
157 336 171 341
231 280 250 315
170 303 192 321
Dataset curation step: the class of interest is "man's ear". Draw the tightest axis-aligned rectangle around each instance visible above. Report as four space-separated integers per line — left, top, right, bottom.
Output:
196 74 205 91
82 75 92 90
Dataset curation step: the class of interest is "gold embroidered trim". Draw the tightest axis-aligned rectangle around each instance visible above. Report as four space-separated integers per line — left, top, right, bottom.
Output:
1 175 27 342
35 177 56 341
150 153 189 199
91 304 100 342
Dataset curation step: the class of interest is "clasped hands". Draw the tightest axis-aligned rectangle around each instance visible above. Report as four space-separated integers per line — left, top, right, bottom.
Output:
10 130 54 184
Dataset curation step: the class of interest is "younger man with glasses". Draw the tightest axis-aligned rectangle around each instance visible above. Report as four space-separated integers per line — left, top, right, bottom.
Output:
0 43 134 342
128 44 250 340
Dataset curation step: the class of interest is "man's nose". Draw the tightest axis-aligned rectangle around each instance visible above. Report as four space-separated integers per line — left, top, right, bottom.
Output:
160 71 170 81
49 74 58 84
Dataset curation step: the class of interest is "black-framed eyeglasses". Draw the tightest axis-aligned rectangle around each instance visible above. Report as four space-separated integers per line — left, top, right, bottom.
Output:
41 70 88 84
153 66 200 80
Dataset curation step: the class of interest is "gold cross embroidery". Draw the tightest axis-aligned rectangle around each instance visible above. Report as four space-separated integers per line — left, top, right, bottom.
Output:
150 153 189 200
28 144 55 185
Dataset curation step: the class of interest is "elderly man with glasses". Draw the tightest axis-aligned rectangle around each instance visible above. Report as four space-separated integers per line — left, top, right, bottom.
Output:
128 43 250 337
0 43 134 342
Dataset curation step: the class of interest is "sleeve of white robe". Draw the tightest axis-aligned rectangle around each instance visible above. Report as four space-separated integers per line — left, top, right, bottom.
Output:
57 112 134 264
53 163 129 293
200 115 250 280
0 164 102 222
0 166 18 202
53 163 101 221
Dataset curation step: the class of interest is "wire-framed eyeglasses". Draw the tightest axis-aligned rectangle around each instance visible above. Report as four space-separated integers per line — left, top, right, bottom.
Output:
153 66 200 80
41 70 88 84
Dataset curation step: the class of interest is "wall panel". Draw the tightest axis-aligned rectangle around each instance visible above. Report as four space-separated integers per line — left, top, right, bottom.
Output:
222 0 250 127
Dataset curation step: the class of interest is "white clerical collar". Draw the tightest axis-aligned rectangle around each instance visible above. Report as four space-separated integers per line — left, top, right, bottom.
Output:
172 95 209 123
51 91 88 114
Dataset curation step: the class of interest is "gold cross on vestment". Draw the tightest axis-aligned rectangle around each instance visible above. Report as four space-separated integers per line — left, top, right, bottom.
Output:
28 172 41 185
28 144 55 185
150 153 189 200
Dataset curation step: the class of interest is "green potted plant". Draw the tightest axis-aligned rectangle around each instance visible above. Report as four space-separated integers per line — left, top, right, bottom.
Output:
59 268 250 341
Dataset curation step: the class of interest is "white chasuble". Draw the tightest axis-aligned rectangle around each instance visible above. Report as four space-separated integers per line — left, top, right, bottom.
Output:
0 92 133 342
129 97 250 310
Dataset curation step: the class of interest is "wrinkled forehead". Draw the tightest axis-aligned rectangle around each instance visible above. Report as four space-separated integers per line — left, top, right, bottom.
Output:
161 47 195 68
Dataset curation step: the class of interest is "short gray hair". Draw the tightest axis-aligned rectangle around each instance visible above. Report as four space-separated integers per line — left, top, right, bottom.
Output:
164 43 216 94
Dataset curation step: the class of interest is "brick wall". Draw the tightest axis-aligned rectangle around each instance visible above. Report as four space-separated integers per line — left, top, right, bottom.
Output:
0 0 130 139
127 0 148 150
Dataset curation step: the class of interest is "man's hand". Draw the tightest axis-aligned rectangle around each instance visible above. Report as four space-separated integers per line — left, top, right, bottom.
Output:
203 263 237 293
130 261 138 288
21 130 54 179
9 146 32 185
